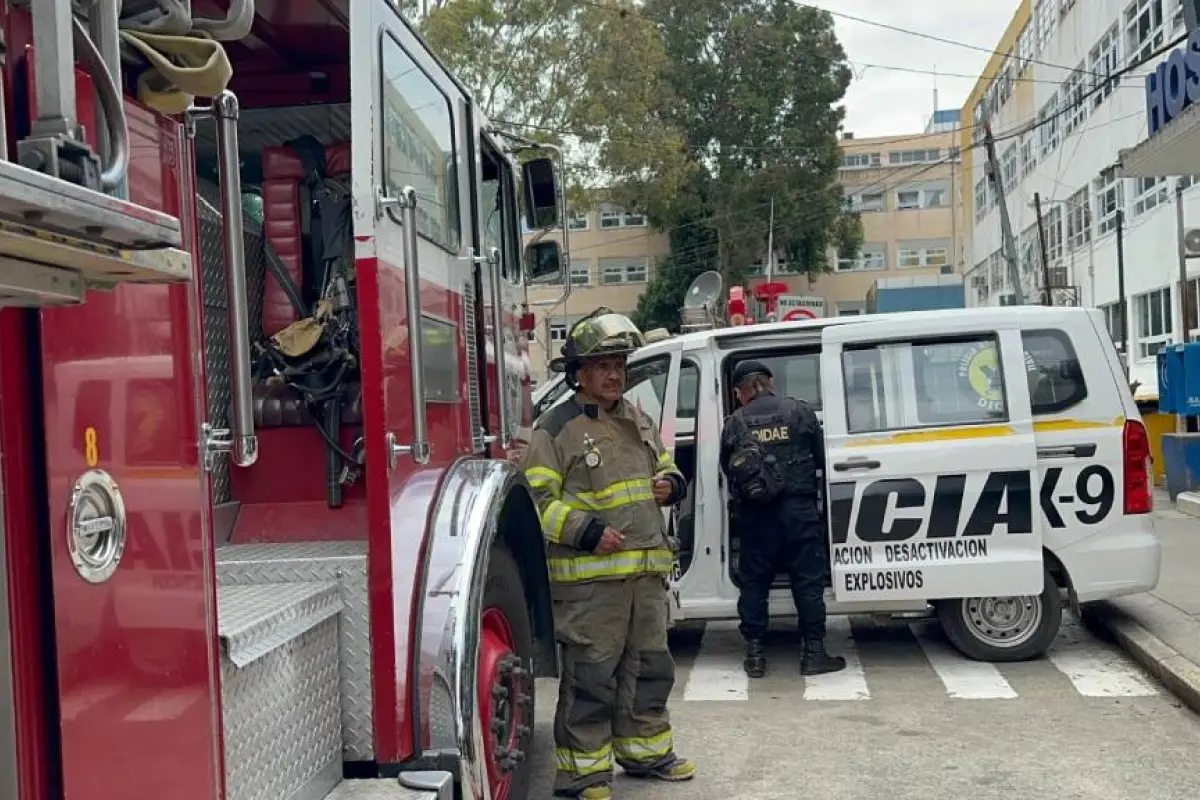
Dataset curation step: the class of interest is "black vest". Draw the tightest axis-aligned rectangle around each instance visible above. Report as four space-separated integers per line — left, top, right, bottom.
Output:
736 392 818 498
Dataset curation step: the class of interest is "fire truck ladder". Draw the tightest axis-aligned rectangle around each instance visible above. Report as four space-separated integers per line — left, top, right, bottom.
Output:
0 0 190 308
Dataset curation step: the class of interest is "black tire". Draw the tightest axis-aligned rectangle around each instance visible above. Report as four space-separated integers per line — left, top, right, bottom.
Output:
936 567 1062 662
480 543 535 799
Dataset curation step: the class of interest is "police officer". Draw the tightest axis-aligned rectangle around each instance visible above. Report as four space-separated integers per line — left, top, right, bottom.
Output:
718 359 846 679
523 309 696 800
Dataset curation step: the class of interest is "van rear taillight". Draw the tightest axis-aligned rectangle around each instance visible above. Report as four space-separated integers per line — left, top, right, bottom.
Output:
1122 419 1153 515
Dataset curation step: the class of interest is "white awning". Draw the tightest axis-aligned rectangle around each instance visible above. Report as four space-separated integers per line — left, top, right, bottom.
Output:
1119 99 1200 178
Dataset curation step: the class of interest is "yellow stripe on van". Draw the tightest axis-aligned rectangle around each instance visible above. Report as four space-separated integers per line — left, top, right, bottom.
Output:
845 417 1126 447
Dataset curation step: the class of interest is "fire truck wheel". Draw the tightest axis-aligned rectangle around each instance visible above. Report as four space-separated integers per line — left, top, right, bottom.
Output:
478 543 535 800
935 566 1063 663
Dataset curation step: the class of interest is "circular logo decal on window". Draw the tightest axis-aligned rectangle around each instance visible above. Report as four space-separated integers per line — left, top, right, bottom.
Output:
956 341 1037 413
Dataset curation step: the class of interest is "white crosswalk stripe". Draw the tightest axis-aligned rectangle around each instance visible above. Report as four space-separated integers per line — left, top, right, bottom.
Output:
674 613 1160 703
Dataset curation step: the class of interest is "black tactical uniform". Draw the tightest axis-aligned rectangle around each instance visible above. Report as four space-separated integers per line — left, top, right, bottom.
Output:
718 360 846 678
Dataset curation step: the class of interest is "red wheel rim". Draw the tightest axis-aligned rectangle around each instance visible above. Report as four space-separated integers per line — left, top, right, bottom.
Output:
478 607 530 800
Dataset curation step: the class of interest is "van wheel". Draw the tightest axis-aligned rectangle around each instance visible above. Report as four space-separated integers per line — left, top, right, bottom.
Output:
478 544 535 800
935 567 1062 662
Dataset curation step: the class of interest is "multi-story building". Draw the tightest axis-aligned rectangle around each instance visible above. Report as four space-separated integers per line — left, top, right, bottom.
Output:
961 0 1194 392
523 202 668 385
744 113 964 317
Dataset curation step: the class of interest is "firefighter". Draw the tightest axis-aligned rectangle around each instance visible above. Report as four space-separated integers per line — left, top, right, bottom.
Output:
718 359 846 678
523 309 696 799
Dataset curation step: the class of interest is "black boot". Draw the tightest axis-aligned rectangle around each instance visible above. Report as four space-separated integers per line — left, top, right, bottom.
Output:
743 639 767 678
800 639 846 676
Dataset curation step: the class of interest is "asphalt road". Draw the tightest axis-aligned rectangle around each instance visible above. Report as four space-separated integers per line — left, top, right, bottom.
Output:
527 614 1200 799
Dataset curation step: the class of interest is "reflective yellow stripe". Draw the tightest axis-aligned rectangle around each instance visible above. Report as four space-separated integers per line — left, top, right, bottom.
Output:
656 451 673 467
555 744 613 776
541 500 571 543
525 466 562 489
567 478 655 511
548 548 675 583
654 464 679 480
613 729 673 762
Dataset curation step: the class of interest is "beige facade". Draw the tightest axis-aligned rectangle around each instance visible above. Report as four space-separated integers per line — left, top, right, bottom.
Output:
744 125 964 317
523 204 669 385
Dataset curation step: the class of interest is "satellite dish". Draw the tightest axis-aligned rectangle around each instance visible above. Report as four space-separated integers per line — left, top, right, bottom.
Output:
680 271 724 331
684 270 723 309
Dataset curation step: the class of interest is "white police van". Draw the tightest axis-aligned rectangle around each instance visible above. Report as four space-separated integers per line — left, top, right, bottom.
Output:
533 306 1161 662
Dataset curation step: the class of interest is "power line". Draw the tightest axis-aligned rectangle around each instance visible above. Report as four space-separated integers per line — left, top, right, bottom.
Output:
847 60 1143 90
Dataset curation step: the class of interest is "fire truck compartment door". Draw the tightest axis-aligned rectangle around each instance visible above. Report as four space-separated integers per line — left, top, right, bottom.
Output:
819 316 1044 604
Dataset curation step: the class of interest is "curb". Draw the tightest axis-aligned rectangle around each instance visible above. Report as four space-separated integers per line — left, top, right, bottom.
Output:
1087 602 1200 715
1175 491 1200 518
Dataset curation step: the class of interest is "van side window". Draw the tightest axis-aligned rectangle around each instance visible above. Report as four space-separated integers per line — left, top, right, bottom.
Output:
728 351 821 410
842 335 1008 434
624 356 671 425
677 360 700 421
1022 329 1087 415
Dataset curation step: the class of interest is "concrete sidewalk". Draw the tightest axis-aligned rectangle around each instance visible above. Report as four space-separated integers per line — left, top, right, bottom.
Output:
1085 491 1200 714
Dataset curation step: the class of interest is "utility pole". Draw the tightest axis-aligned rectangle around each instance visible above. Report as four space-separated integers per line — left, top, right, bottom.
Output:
765 196 775 284
1116 209 1128 360
1176 180 1190 345
1033 192 1053 306
982 121 1024 304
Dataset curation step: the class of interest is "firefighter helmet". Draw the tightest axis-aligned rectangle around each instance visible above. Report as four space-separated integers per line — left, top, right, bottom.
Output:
549 308 645 374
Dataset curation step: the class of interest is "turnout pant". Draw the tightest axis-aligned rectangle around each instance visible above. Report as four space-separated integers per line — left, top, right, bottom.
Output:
552 573 677 794
736 497 830 642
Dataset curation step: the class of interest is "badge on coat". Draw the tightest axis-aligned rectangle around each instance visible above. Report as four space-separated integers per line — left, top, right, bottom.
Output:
582 434 602 469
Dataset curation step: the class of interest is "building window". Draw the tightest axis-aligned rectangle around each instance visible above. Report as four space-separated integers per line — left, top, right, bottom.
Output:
567 211 589 230
1017 21 1034 73
897 241 950 268
599 257 648 284
598 205 645 228
600 206 622 228
569 260 590 286
1066 186 1091 251
1100 302 1127 345
1001 145 1018 194
838 302 864 316
1125 0 1165 66
1019 133 1037 178
1019 225 1040 279
1132 175 1168 217
1063 65 1089 135
1060 0 1078 16
1035 0 1057 51
623 210 646 227
1174 0 1188 30
841 152 881 169
1095 167 1124 235
896 190 920 210
925 187 948 207
997 53 1015 108
1137 287 1173 358
1044 205 1064 264
888 149 941 166
1090 24 1122 108
974 178 988 223
851 191 885 212
1177 174 1200 191
836 245 886 272
1038 97 1060 157
549 322 568 343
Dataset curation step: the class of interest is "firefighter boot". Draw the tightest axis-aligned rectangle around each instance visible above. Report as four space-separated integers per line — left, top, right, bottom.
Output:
800 639 846 676
743 638 767 678
578 785 612 799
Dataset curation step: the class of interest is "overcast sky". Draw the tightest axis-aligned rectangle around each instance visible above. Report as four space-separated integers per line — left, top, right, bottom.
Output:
806 0 1022 138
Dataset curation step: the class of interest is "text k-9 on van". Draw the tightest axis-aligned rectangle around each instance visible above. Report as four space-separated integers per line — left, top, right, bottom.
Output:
543 305 1161 661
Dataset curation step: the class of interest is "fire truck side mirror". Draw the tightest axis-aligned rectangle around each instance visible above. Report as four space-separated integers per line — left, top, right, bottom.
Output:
521 156 560 230
525 240 564 284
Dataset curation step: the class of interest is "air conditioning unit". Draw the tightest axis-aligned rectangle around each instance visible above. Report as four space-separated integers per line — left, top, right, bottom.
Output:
939 264 954 275
1182 227 1200 258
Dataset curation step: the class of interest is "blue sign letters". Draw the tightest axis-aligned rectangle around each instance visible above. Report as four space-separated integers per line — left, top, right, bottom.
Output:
1146 27 1200 137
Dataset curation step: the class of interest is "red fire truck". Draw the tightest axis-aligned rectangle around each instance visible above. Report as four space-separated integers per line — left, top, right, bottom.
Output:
0 2 568 800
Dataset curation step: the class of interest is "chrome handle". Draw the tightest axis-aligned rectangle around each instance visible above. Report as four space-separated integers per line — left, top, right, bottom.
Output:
190 92 257 468
386 186 430 466
488 246 511 450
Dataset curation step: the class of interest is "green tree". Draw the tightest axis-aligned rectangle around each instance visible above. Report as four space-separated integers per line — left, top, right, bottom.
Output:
624 0 862 330
398 0 691 205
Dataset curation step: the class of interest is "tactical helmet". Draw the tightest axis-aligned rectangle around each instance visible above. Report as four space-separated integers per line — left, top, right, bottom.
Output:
549 308 645 378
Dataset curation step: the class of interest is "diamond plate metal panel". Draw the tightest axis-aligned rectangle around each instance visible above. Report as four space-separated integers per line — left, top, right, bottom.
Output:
220 611 341 800
323 779 443 800
218 582 342 667
216 542 375 761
